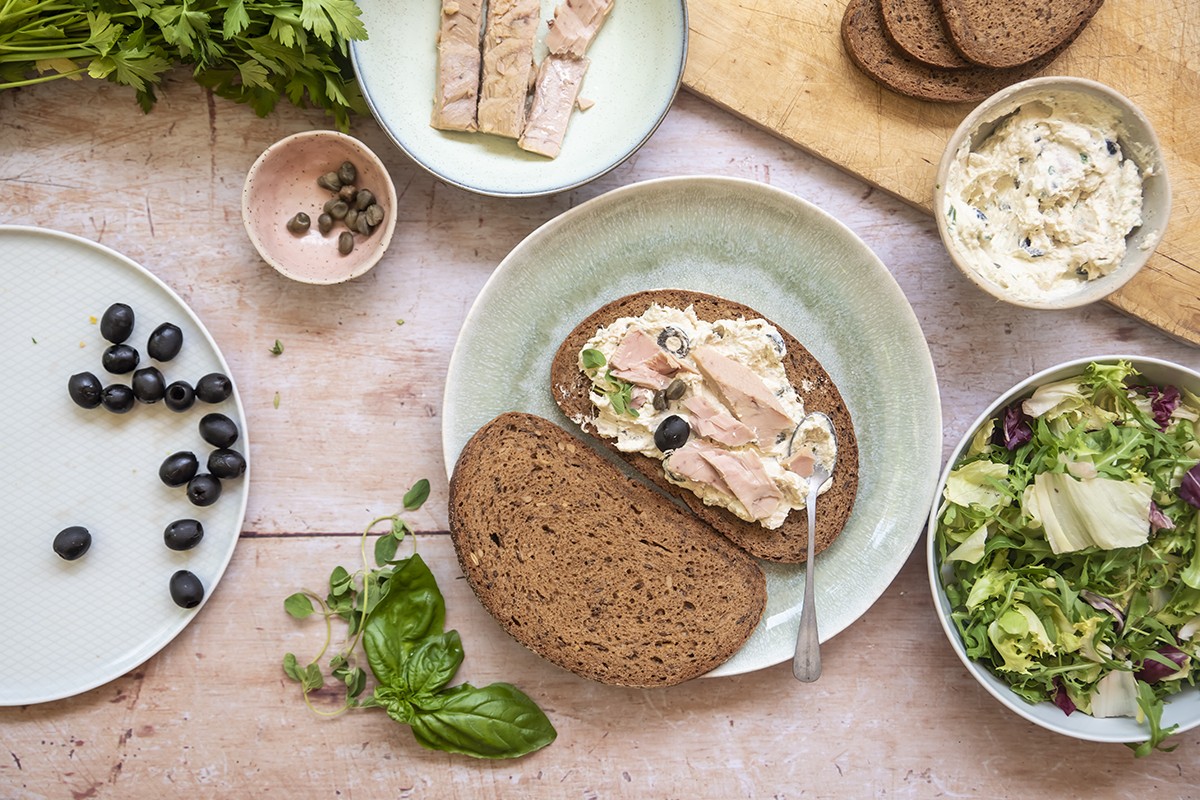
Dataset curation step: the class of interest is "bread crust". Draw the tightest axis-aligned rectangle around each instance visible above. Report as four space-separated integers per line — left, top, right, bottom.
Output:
550 289 859 564
448 411 767 687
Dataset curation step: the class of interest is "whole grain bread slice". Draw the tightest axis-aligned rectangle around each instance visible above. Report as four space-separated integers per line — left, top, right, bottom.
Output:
550 290 859 564
880 0 972 69
841 0 1083 103
448 412 767 687
937 0 1103 69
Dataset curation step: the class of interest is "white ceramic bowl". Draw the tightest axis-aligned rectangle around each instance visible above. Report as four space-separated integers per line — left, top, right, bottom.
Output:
927 355 1200 744
934 77 1171 309
242 130 398 285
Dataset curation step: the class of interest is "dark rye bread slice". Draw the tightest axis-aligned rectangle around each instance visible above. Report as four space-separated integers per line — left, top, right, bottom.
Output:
550 290 859 564
880 0 972 69
448 412 767 687
937 0 1104 69
841 0 1082 103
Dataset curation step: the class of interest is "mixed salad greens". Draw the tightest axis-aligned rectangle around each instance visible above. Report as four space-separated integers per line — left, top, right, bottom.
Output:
934 361 1200 755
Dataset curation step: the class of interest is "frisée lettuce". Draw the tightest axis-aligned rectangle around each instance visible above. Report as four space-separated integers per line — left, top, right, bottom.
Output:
934 361 1200 756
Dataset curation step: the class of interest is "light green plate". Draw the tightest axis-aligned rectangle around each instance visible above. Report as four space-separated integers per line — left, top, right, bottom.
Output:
352 0 686 197
442 176 942 676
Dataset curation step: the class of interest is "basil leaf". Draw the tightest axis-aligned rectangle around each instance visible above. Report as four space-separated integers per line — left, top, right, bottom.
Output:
362 554 445 686
408 683 557 759
400 631 464 696
283 593 314 618
403 479 431 511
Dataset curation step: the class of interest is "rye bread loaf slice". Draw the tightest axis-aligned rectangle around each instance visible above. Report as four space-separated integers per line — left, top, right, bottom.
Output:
550 290 859 564
880 0 972 69
937 0 1103 69
449 412 767 687
841 0 1082 103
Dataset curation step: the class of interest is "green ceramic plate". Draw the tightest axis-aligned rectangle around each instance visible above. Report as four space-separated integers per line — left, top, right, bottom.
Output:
352 0 686 197
442 176 941 675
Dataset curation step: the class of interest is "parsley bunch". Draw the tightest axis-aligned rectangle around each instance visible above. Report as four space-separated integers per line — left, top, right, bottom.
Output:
283 480 557 760
0 0 369 129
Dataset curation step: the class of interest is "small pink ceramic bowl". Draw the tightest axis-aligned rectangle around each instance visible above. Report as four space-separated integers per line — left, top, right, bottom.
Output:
242 130 398 285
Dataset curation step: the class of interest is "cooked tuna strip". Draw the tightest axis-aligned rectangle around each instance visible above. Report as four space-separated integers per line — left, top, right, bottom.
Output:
431 0 486 132
477 0 541 139
545 0 614 57
518 54 589 158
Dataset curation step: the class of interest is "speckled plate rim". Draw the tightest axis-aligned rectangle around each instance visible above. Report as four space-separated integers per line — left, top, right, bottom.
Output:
0 225 250 705
927 354 1200 743
441 175 943 677
350 0 687 198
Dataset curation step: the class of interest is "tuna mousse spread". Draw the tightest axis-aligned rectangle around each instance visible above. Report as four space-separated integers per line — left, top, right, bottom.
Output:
942 96 1147 302
576 304 837 530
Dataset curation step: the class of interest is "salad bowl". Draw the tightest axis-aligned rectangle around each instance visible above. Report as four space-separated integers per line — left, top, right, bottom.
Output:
928 355 1200 749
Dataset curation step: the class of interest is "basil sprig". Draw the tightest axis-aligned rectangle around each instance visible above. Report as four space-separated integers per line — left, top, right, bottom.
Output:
283 479 556 759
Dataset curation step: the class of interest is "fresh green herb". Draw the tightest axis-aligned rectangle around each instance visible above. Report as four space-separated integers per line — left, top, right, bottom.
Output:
282 481 556 759
593 369 637 418
31 337 37 344
0 0 369 130
1080 152 1090 163
934 361 1200 756
270 339 284 356
581 348 606 370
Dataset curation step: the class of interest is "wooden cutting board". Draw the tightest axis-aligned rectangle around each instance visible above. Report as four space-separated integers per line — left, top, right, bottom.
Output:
683 0 1200 346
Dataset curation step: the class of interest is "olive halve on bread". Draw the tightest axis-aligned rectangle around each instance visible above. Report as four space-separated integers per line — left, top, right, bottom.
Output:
550 289 860 564
448 412 767 687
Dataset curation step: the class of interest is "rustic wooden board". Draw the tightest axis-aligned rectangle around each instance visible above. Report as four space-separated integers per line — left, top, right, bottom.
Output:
683 0 1200 345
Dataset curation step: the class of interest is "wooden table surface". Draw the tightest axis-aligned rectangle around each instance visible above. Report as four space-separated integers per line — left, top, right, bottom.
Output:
2 72 1199 799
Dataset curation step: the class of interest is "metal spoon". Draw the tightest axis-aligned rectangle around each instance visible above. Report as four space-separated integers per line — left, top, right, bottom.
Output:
792 460 830 682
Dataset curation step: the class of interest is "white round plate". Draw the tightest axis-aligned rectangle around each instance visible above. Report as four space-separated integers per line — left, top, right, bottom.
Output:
442 176 942 676
351 0 687 197
0 226 250 705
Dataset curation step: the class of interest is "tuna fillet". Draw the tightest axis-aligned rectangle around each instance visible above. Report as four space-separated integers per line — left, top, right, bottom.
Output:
545 0 615 57
431 0 486 132
518 54 589 159
478 0 540 139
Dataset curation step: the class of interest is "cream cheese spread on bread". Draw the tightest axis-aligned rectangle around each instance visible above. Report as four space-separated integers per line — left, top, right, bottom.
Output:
943 97 1145 302
578 303 836 530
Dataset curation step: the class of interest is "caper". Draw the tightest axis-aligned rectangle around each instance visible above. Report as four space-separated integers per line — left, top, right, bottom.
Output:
665 378 687 401
328 200 349 220
337 160 357 186
338 231 354 255
317 171 341 192
286 212 310 235
344 208 359 230
317 213 334 235
355 214 372 235
354 189 374 211
338 184 357 202
364 204 385 227
652 390 668 411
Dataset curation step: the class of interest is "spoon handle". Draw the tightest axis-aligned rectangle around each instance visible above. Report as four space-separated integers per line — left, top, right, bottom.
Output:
792 475 823 682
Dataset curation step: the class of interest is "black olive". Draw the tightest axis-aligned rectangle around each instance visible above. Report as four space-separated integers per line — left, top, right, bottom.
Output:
195 373 232 403
100 303 134 344
207 448 246 480
131 366 166 403
159 450 199 487
101 384 135 413
147 322 183 361
68 371 103 408
101 343 140 374
186 474 222 507
163 519 204 551
164 380 195 412
657 326 691 358
654 414 691 452
199 412 239 448
169 569 205 608
53 525 91 560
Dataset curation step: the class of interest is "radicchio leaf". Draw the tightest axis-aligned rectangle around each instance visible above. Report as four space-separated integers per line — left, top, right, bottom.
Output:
994 403 1033 450
1081 590 1126 630
1149 501 1175 532
1135 645 1188 684
1139 384 1181 429
1182 464 1200 510
1052 678 1077 716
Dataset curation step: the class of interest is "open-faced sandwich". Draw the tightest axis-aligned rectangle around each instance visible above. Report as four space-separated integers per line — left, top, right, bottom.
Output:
551 290 860 563
448 411 767 687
